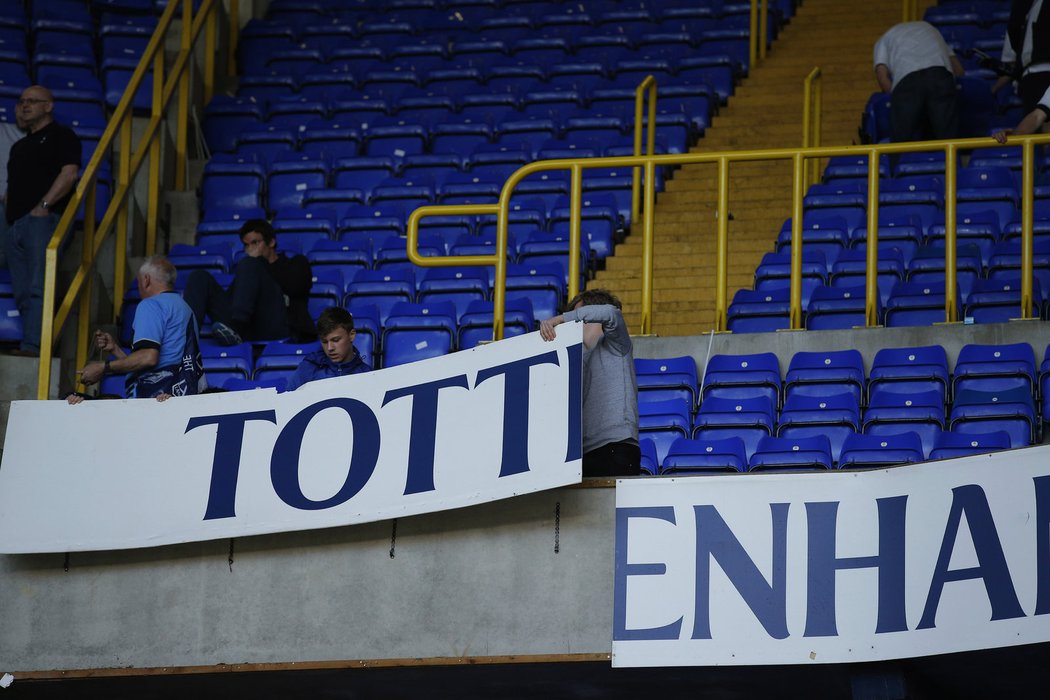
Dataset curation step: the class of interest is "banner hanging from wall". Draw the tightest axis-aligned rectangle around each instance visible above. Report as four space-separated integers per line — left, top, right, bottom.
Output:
0 326 583 553
613 448 1050 666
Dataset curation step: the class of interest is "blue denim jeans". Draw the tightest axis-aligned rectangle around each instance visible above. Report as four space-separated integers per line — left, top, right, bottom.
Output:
3 211 57 352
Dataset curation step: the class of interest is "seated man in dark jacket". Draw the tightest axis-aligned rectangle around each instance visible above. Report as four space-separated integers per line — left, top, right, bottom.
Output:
183 219 315 345
287 306 372 390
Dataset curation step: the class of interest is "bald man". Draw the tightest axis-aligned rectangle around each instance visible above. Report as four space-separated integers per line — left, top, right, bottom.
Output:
2 85 81 356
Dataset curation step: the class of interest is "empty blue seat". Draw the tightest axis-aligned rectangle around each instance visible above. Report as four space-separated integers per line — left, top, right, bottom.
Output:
701 352 781 407
885 280 956 328
838 431 925 470
199 341 253 386
660 436 748 475
928 429 1012 461
806 284 875 330
639 398 693 466
346 269 416 325
777 392 861 465
953 342 1036 397
267 155 330 212
417 267 490 319
862 389 945 458
868 345 950 402
784 349 865 405
965 277 1042 324
949 387 1036 448
254 341 319 382
505 262 565 321
382 301 458 367
457 298 535 350
692 395 775 461
639 437 660 476
749 434 834 472
635 356 698 408
201 159 265 212
727 288 791 333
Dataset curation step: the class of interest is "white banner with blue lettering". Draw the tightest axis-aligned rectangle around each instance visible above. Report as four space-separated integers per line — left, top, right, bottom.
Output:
0 326 582 553
613 447 1050 666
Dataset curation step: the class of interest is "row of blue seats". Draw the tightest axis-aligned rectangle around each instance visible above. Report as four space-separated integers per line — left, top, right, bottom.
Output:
205 84 710 157
201 153 649 238
730 278 1045 331
639 385 1036 466
637 344 1046 409
638 429 1012 476
823 149 1048 181
756 239 1050 303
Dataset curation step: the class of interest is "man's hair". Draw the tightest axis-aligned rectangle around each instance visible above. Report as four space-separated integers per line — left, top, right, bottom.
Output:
565 288 622 311
238 219 275 245
316 307 355 338
139 255 177 289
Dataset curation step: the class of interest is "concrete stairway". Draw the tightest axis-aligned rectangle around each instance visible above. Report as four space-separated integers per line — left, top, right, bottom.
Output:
593 0 922 337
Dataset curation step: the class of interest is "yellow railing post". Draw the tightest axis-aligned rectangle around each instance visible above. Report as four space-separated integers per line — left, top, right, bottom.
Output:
802 67 822 187
714 157 730 332
632 76 657 229
228 0 240 78
1021 138 1035 319
749 0 758 70
790 152 805 329
568 163 583 304
640 157 657 335
147 49 164 255
943 143 958 322
759 0 768 61
865 151 881 327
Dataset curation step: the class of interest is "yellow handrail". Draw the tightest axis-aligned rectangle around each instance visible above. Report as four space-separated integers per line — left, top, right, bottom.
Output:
408 132 1050 339
749 0 769 69
37 0 227 399
801 67 822 187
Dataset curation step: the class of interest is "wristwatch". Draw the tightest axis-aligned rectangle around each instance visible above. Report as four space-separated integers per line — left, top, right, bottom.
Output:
39 200 49 210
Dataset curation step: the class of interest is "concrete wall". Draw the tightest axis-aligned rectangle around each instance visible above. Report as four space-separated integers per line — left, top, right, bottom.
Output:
0 486 614 673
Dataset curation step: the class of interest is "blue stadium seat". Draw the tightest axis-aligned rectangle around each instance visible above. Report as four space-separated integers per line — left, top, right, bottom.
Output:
885 280 957 328
964 277 1042 324
267 155 330 213
907 244 983 300
949 387 1036 448
838 431 925 470
691 395 775 462
382 300 458 367
660 436 748 475
416 267 490 320
635 356 698 408
749 434 834 472
868 344 950 402
806 284 876 330
784 349 865 404
0 294 22 344
829 247 905 306
457 298 535 350
346 268 416 325
223 377 288 393
928 429 1012 461
638 398 692 466
254 341 319 383
199 341 253 387
639 437 660 476
862 389 945 458
777 392 861 465
332 157 398 202
200 158 265 212
505 262 565 321
168 243 231 275
701 352 781 407
727 288 791 333
952 342 1036 396
298 121 361 161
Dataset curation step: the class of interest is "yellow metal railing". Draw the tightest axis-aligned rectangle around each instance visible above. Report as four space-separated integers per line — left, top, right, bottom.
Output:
409 130 1050 339
37 0 229 399
749 0 769 69
802 67 822 188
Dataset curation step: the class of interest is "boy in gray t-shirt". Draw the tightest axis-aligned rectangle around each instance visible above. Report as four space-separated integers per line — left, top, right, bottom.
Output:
540 288 640 477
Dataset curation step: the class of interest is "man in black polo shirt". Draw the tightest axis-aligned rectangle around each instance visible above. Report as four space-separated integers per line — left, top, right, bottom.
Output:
2 85 81 356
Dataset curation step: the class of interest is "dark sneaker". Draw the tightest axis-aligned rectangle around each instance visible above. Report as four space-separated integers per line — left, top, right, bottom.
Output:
211 321 242 346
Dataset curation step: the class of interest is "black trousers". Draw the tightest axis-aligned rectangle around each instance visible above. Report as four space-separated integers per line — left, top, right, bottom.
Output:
583 440 641 478
183 256 289 341
890 66 960 143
